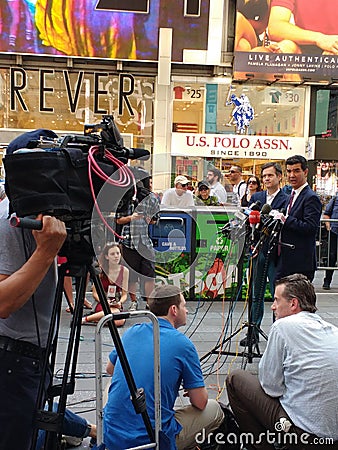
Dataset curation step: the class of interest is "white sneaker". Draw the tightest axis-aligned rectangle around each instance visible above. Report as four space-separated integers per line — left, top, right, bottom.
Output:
64 435 83 447
128 301 138 312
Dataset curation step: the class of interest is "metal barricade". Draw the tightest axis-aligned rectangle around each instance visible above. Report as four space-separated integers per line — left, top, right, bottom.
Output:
317 218 338 270
95 311 161 450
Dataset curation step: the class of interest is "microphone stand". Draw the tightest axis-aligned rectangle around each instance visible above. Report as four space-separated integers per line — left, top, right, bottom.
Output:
200 217 294 365
201 224 263 364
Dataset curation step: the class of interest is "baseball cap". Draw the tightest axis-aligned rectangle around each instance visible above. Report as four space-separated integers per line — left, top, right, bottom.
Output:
174 175 189 185
198 180 210 189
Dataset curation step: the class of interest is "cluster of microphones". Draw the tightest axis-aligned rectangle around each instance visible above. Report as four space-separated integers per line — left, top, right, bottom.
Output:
246 201 287 242
219 201 287 245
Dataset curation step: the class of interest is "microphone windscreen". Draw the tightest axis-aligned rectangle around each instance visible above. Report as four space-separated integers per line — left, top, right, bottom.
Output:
250 200 261 211
249 210 261 225
261 203 272 215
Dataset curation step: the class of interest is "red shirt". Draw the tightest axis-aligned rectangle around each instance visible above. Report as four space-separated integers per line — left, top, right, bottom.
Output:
271 0 337 34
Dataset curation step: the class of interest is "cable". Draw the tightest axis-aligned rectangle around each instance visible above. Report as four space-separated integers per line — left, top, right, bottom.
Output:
87 145 137 239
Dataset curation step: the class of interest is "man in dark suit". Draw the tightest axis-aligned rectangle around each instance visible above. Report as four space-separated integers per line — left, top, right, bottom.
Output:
275 155 322 282
241 162 288 346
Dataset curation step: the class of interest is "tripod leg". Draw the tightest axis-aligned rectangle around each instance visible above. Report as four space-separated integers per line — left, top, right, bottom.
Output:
89 264 156 444
33 266 89 450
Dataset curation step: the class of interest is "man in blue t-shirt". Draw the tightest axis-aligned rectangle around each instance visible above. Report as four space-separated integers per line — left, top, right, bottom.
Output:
103 285 224 450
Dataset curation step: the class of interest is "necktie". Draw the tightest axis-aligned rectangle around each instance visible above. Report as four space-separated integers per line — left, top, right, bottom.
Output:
287 190 295 214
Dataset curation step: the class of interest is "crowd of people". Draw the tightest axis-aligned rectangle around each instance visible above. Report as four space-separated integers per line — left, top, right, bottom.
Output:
1 138 338 450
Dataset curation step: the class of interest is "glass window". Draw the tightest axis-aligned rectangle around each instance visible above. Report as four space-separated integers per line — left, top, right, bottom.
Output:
0 68 155 152
314 89 338 138
173 81 306 137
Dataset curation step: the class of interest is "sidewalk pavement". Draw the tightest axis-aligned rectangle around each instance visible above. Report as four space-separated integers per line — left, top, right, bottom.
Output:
53 269 338 449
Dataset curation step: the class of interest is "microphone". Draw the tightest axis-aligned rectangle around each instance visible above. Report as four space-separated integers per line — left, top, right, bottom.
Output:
269 208 287 223
107 146 150 161
250 200 262 211
265 207 287 241
10 216 43 230
243 200 262 216
249 210 261 240
261 203 272 215
259 204 273 232
10 216 71 232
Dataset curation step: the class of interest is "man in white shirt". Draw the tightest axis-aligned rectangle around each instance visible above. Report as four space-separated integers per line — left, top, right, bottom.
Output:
161 175 194 207
206 168 227 205
226 273 338 448
228 165 246 205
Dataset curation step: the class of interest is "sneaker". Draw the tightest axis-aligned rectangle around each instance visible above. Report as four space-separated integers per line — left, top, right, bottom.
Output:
64 435 83 447
128 301 138 312
322 282 331 290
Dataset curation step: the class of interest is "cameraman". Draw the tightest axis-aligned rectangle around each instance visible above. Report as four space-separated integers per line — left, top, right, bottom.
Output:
116 170 160 311
0 213 67 450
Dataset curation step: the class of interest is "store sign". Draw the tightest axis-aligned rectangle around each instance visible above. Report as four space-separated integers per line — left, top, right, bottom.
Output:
9 69 153 117
171 133 306 159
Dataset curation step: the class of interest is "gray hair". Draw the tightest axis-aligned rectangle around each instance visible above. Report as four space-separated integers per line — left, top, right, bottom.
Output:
275 273 317 313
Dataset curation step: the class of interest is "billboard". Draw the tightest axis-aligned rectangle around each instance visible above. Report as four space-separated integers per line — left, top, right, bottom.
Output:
233 0 338 82
0 0 209 62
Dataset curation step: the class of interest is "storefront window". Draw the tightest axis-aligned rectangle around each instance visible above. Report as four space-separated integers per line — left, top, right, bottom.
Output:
0 68 155 151
172 81 307 188
173 81 306 138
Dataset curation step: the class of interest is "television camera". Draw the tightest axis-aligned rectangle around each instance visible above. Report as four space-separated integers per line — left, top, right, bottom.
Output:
4 115 150 225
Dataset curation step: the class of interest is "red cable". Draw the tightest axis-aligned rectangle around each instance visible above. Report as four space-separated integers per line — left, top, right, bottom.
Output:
87 146 136 239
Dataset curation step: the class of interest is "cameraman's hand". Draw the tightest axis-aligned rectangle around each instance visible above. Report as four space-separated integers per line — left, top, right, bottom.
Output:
32 215 67 258
0 215 67 317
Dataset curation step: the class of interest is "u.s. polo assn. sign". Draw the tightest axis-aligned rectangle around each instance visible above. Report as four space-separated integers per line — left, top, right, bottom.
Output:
171 133 306 160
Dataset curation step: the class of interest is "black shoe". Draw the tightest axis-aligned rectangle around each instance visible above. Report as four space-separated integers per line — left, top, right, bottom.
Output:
322 282 331 290
89 437 97 448
240 333 259 347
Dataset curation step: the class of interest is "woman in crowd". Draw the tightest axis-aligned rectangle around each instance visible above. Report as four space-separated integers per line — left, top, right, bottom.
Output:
82 243 129 327
195 180 220 206
241 175 261 207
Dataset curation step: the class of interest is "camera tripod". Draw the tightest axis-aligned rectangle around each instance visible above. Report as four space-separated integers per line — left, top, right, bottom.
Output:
30 222 157 450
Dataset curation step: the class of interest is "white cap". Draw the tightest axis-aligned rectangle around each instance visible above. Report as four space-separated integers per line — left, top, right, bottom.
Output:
174 175 189 185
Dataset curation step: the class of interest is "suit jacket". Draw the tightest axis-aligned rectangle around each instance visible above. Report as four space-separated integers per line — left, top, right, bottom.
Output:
249 190 288 211
276 185 322 278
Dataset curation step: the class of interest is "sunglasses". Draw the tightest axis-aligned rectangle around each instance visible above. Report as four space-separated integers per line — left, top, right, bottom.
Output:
179 183 188 187
199 186 209 191
248 180 258 184
230 170 238 174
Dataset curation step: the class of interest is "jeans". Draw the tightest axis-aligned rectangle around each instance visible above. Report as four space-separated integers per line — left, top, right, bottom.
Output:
36 403 89 449
0 349 45 450
251 252 276 334
324 231 338 285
